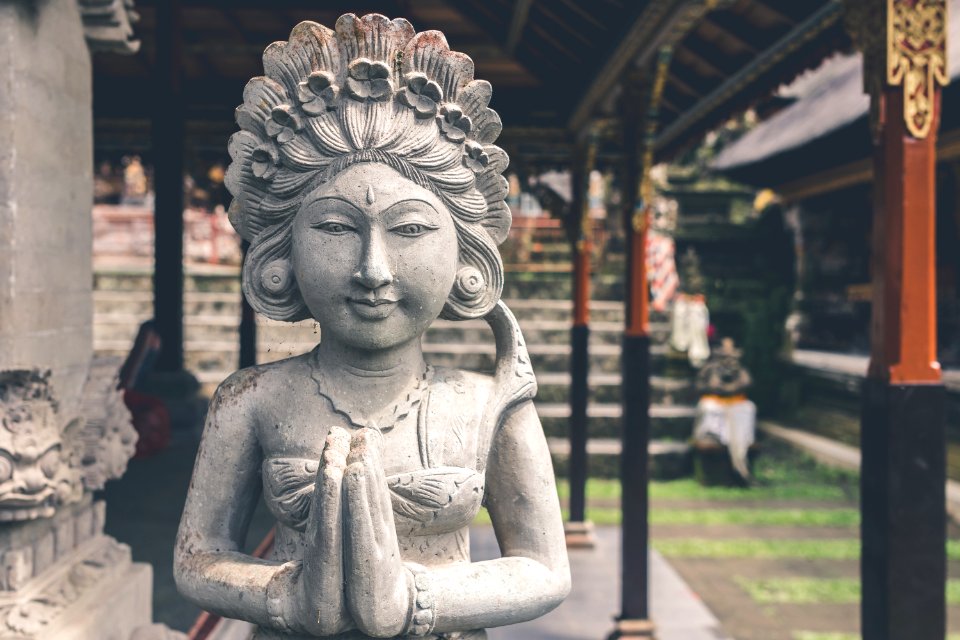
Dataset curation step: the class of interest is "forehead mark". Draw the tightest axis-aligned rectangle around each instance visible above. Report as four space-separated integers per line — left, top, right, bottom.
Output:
366 184 376 205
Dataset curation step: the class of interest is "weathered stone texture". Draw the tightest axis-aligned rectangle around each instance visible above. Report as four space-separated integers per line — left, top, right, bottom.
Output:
0 0 94 420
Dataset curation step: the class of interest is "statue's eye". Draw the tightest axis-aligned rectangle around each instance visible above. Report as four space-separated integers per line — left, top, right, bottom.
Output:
391 222 437 237
0 454 13 483
312 220 355 234
38 446 60 479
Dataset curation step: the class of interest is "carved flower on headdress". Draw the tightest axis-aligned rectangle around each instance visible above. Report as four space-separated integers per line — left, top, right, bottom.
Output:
266 105 303 144
463 141 489 173
251 143 280 180
437 104 473 143
297 70 340 116
345 58 394 102
399 72 443 118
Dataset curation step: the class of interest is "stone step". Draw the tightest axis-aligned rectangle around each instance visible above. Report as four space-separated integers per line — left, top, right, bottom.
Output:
537 403 695 441
548 438 692 480
535 373 694 405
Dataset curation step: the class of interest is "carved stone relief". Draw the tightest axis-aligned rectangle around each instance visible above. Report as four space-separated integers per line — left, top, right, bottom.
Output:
0 358 137 522
77 0 140 54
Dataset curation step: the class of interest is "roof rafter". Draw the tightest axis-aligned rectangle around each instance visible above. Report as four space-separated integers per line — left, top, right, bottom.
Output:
700 16 759 54
655 1 843 153
506 0 534 55
567 0 690 133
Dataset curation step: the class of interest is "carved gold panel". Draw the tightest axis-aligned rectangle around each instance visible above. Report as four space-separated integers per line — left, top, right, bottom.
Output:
888 0 949 138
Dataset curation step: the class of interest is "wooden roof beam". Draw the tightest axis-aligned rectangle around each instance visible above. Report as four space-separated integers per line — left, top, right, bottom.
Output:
655 1 842 153
749 1 796 27
567 0 691 133
700 16 759 54
674 44 727 79
666 72 703 99
506 0 533 55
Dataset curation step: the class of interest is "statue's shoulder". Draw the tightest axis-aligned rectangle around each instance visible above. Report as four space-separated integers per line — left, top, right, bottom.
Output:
210 354 311 410
426 366 493 422
426 364 535 424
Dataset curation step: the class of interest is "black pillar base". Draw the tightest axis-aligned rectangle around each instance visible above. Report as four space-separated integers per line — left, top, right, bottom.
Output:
564 519 597 549
605 618 656 639
618 334 651 620
861 379 946 640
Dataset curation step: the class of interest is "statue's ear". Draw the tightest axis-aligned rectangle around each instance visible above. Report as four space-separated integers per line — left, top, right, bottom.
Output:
242 226 311 322
441 228 502 320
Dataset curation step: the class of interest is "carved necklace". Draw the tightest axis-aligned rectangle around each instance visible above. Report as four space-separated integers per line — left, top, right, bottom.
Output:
309 357 432 433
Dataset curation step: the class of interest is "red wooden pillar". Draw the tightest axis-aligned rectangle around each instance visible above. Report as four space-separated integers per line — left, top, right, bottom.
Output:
858 2 948 638
609 48 672 640
566 133 599 549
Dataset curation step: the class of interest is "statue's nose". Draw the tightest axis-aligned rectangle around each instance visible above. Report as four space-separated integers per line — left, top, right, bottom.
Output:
18 468 48 494
354 231 394 290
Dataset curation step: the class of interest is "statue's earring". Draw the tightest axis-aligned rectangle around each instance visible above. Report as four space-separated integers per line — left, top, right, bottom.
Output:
452 266 486 305
261 259 292 294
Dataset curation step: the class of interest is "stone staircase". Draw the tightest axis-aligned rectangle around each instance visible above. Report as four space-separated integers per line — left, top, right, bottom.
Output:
93 224 697 478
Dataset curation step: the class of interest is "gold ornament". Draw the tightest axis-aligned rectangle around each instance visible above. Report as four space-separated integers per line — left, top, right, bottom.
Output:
887 0 949 138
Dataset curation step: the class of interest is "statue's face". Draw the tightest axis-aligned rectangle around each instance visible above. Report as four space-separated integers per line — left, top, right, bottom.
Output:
291 163 459 352
0 398 69 521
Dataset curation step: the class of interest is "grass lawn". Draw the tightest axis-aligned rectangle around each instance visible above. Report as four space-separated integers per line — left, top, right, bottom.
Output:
650 508 858 527
656 538 960 560
554 437 859 504
794 635 960 640
741 577 960 605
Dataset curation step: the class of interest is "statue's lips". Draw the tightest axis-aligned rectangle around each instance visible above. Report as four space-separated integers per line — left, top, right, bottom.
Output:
348 297 399 319
0 489 55 508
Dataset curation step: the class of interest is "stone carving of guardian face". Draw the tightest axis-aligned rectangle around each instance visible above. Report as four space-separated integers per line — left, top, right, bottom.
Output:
174 14 570 639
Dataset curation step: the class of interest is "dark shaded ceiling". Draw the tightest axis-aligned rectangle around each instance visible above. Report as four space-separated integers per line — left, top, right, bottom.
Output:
92 0 851 166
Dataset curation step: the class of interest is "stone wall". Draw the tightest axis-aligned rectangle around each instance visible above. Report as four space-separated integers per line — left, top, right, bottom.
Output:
0 0 94 420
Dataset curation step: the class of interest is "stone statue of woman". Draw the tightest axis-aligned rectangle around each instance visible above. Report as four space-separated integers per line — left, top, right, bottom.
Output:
174 14 570 640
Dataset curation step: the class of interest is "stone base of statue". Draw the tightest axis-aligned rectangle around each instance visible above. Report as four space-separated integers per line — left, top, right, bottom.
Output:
0 496 153 639
563 520 597 549
606 618 657 639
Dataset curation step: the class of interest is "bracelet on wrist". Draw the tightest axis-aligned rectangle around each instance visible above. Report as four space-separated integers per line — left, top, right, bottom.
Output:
404 562 437 637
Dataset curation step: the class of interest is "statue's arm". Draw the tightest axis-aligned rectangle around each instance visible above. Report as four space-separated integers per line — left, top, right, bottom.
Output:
428 400 572 632
173 372 295 630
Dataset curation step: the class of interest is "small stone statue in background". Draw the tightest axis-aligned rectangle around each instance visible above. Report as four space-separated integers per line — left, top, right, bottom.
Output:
174 14 570 639
692 338 756 483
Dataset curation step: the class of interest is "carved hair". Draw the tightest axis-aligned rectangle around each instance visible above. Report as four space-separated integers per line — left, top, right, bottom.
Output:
225 14 511 321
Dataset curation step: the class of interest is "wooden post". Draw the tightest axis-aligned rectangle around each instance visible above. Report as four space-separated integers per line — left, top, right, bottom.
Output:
609 49 671 640
152 0 185 372
850 1 949 638
565 131 599 549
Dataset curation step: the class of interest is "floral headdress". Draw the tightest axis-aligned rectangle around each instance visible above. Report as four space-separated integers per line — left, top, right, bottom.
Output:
225 14 510 322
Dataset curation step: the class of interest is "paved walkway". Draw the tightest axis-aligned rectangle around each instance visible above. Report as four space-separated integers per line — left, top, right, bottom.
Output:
473 526 730 640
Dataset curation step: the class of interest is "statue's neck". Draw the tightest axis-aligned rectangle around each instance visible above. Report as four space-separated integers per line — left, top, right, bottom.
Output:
312 338 426 409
